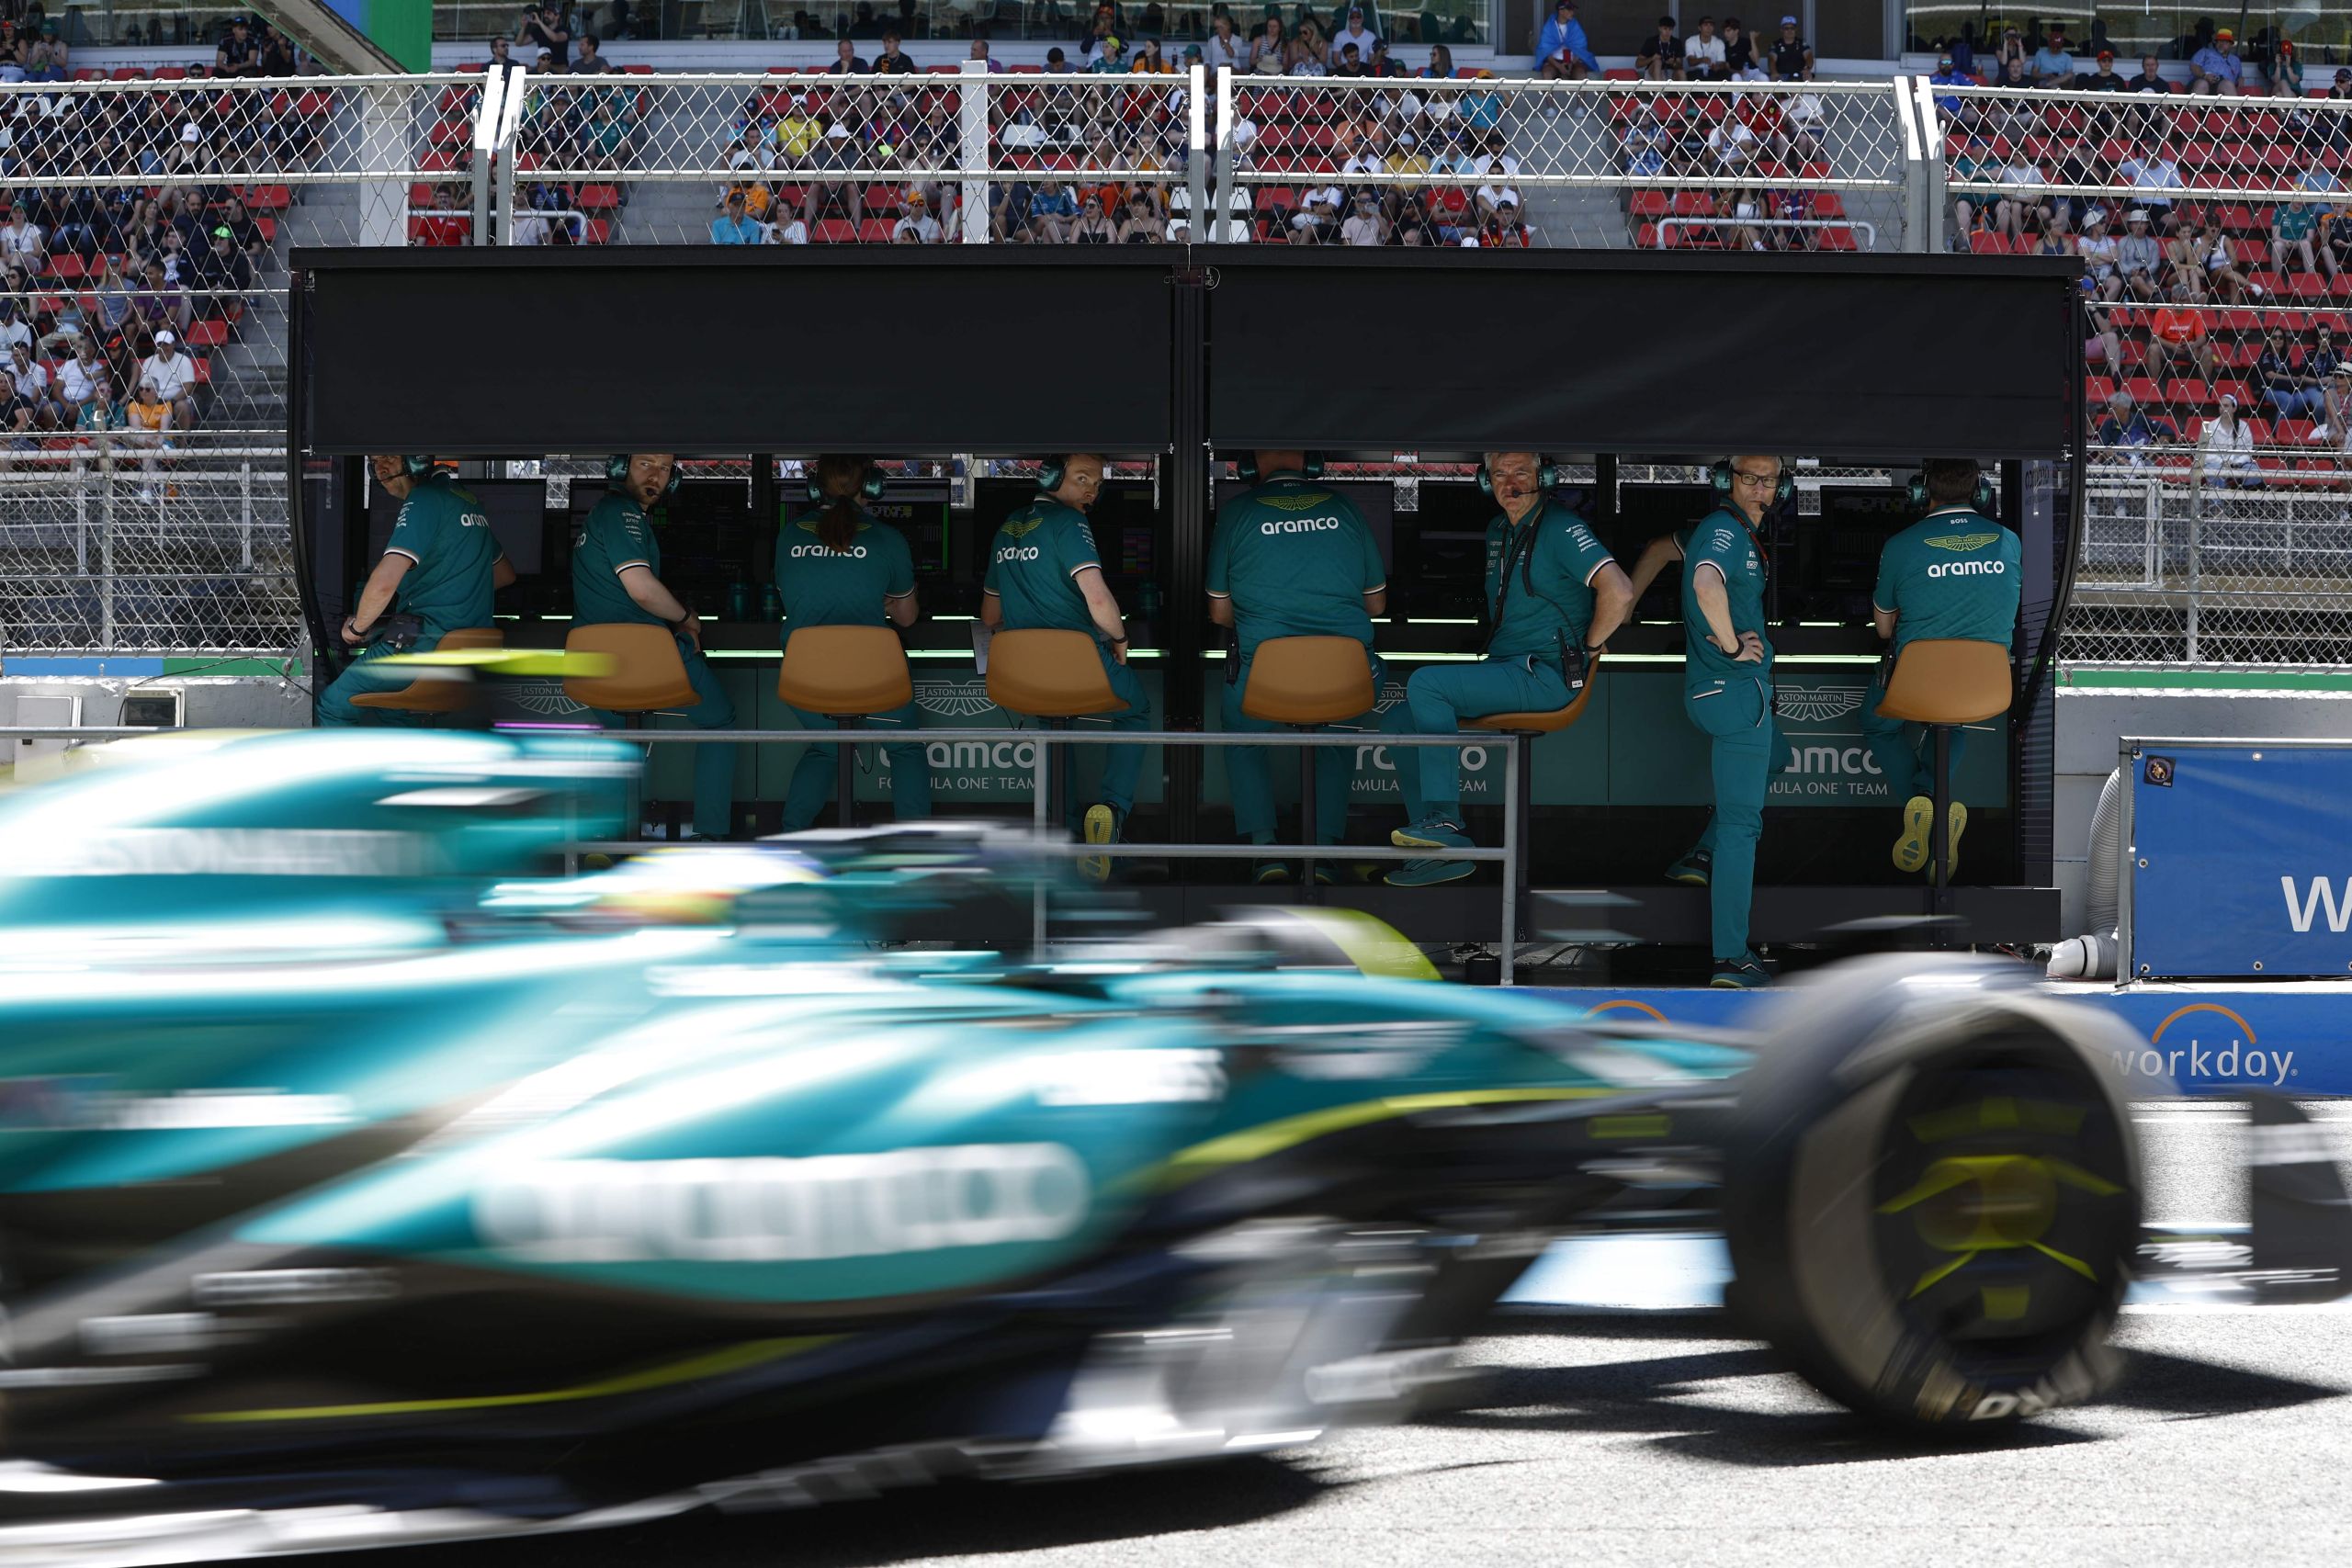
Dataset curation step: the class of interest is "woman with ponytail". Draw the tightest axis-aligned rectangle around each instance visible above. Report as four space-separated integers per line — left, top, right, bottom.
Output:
774 454 932 830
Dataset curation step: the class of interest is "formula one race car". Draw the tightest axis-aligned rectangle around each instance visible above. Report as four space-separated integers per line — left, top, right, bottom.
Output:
0 732 2344 1562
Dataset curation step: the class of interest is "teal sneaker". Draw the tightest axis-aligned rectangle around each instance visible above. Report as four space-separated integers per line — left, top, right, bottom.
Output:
1387 855 1476 887
1391 817 1472 852
1710 955 1772 989
1253 860 1295 886
1666 848 1713 886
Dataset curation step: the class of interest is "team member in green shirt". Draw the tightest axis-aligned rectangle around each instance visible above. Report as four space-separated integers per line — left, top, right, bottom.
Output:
1676 456 1798 988
981 453 1148 878
775 454 930 831
571 453 739 840
1207 451 1386 883
317 455 513 728
1382 451 1633 886
1862 457 2021 876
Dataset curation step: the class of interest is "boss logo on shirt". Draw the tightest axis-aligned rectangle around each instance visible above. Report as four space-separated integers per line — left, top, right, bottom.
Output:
790 544 869 558
1926 559 2005 578
1260 517 1342 535
997 546 1042 563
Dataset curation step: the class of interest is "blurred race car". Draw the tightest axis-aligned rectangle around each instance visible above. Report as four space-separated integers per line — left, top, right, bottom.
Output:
0 734 2343 1563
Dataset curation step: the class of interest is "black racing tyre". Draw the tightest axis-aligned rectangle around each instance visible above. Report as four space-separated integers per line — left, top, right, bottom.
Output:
1721 955 2143 1432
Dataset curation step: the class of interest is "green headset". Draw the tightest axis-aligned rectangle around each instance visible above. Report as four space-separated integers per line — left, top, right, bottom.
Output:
1476 455 1558 496
399 455 437 478
1234 453 1325 483
1709 457 1795 508
1905 466 1998 515
807 458 887 503
606 453 683 500
1036 454 1071 492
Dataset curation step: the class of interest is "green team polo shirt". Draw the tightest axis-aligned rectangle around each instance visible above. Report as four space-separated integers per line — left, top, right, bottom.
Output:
775 504 916 632
983 497 1103 635
571 491 665 628
1486 498 1617 660
383 472 503 637
1873 505 2023 651
1205 475 1385 660
1679 507 1773 692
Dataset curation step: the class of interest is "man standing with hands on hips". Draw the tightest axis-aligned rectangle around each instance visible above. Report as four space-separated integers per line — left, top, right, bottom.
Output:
1860 457 2019 877
1384 451 1632 886
982 454 1151 878
1673 456 1796 988
571 453 740 841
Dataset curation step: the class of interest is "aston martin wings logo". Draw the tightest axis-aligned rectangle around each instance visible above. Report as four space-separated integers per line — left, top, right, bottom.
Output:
1775 686 1863 723
1258 492 1335 512
512 688 588 716
918 680 999 718
1002 516 1045 539
1927 531 2000 552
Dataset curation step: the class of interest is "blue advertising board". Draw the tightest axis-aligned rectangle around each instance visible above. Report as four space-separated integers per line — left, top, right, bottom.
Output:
2129 742 2352 981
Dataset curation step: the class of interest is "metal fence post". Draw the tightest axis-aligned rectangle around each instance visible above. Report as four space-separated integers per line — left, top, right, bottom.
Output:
98 477 115 654
1211 67 1236 243
1186 62 1209 239
1892 73 1929 254
960 60 989 245
2186 463 2203 663
1909 76 1948 254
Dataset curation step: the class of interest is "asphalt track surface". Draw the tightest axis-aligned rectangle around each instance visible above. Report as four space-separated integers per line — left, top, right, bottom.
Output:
297 1104 2352 1568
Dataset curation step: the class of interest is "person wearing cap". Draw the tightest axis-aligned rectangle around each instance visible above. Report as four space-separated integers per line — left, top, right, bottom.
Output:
1928 52 1973 119
2115 209 2164 300
1861 458 2020 882
1768 16 1813 82
1383 453 1630 891
2199 393 2260 488
1207 452 1386 883
1683 15 1726 79
192 221 253 320
2075 50 2127 90
893 187 945 243
711 189 765 243
1637 16 1685 81
1333 6 1379 61
2029 27 2074 87
319 456 514 728
138 328 200 431
2330 66 2352 103
516 5 570 67
2322 363 2352 452
2189 28 2242 96
215 14 259 77
1090 32 1129 72
1536 0 1595 82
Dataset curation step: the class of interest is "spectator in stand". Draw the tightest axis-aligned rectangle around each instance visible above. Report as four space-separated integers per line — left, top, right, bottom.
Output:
413 186 470 248
2194 219 2254 303
193 224 251 320
2311 322 2346 385
2098 389 2171 454
1928 53 1974 122
1293 178 1344 238
771 209 810 244
1769 16 1813 81
2189 28 2242 96
214 15 264 78
1638 16 1684 80
893 189 944 243
1332 40 1367 75
1332 6 1379 62
827 38 868 73
2253 326 2322 421
2160 220 2204 292
2117 209 2163 299
2075 50 2126 89
2117 143 2179 233
123 377 174 496
572 34 613 73
1990 26 2029 79
518 6 571 65
2273 197 2320 283
0 203 41 275
1491 197 1533 246
1028 177 1078 243
8 341 56 429
1421 41 1454 81
2323 365 2352 449
711 188 764 243
1949 132 1996 243
75 380 125 439
1684 16 1726 79
1369 38 1407 76
1536 1 1595 81
1288 17 1329 73
1721 17 1760 79
2147 285 2217 386
133 260 193 344
967 37 1004 71
1205 12 1245 71
1249 15 1286 73
2126 52 2166 92
873 28 916 72
2029 26 2074 86
1340 188 1386 244
1990 143 2039 241
2085 295 2124 374
1119 191 1165 242
2199 393 2260 486
140 328 198 431
28 21 69 83
2320 207 2352 279
58 337 106 421
486 36 525 76
0 369 35 457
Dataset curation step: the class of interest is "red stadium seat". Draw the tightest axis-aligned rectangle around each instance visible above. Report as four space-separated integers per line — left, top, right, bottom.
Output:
2164 378 2210 407
855 219 897 243
2124 376 2164 406
183 319 229 348
575 184 622 211
2086 376 2117 404
1627 191 1668 218
813 220 855 243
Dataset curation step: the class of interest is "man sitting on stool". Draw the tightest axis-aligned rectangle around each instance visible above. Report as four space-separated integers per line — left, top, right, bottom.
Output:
1207 450 1387 883
317 455 513 727
1861 457 2020 877
572 453 739 841
1382 451 1631 886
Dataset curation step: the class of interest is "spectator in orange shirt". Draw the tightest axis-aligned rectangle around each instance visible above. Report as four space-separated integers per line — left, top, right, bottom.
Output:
2147 286 2217 386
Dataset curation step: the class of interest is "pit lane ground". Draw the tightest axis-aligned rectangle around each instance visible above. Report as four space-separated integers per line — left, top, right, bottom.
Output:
297 1102 2352 1568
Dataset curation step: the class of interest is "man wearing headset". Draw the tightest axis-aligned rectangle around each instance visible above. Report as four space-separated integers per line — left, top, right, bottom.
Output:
1207 450 1386 883
317 454 514 727
1384 451 1632 886
571 453 739 841
1860 457 2020 876
1671 455 1797 989
981 454 1149 878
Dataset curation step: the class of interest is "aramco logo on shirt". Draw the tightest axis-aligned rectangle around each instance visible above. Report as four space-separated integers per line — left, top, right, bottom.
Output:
1926 559 2006 578
1261 517 1343 536
789 544 869 558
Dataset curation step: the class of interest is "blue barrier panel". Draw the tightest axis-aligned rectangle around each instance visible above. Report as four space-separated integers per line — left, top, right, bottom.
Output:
2130 742 2352 981
1532 983 2352 1097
